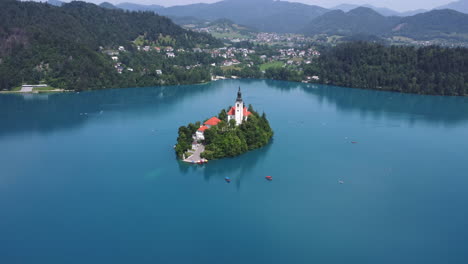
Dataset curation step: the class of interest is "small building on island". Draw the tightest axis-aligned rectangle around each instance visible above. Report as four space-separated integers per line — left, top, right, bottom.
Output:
196 116 222 140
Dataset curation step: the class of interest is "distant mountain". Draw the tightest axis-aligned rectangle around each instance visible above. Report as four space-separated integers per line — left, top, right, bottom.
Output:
116 2 164 12
99 2 119 10
332 3 425 17
169 16 210 27
399 9 428 16
394 9 468 40
303 7 399 36
303 7 468 41
46 0 63 6
332 4 360 12
436 0 468 14
157 0 328 33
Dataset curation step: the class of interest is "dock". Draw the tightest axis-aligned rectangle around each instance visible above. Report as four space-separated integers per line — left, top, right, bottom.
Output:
183 144 208 164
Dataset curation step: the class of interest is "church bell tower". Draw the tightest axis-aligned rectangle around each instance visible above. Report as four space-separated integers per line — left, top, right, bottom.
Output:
235 87 244 125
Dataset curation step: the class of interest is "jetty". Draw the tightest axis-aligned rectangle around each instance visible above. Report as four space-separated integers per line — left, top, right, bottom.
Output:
183 144 208 164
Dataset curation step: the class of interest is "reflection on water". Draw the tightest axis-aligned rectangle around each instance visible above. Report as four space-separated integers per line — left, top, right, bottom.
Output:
178 142 273 190
264 79 468 127
0 83 218 138
1 79 468 139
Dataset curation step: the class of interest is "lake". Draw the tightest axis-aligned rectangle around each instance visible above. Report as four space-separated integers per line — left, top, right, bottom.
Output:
1 79 468 264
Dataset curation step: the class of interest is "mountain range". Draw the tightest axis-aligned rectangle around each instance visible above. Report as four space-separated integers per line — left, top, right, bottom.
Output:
303 7 400 36
331 4 427 17
156 0 329 33
303 7 468 41
95 0 468 38
436 0 468 13
38 0 468 42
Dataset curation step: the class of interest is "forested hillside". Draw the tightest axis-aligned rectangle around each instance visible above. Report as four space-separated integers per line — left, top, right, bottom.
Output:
302 7 468 41
0 0 221 91
305 42 468 96
302 7 399 36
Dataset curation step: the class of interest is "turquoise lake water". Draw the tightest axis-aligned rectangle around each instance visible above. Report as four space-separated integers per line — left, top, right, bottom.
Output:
1 79 468 263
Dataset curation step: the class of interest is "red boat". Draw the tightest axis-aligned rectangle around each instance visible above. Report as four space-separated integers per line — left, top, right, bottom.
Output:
265 176 273 181
351 141 358 144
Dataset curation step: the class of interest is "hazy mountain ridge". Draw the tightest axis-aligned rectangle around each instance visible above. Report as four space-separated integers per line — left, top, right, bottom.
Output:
395 9 468 40
108 0 468 37
155 0 329 33
302 7 468 41
332 3 426 16
303 7 400 36
115 2 164 12
436 0 468 13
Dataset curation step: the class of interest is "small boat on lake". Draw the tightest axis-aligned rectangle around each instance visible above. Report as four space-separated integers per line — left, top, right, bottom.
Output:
225 177 231 183
351 141 358 144
265 176 273 181
197 159 208 164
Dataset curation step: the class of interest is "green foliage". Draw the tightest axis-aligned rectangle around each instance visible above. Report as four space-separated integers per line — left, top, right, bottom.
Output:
265 67 303 82
306 42 468 96
0 0 221 90
218 109 227 121
202 107 273 160
174 122 201 158
175 106 273 160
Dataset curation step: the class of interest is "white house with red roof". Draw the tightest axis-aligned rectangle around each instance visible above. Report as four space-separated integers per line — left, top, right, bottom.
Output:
228 87 251 126
196 117 221 140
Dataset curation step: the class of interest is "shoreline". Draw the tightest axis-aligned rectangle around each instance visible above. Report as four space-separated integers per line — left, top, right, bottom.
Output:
0 89 74 94
2 78 467 98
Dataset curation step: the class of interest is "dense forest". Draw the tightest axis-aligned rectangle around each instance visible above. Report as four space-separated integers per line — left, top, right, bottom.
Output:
175 106 273 160
0 0 221 91
263 42 468 96
308 42 468 96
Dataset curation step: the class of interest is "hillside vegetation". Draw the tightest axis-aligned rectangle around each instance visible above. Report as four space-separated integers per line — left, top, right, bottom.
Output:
305 42 468 96
0 0 221 90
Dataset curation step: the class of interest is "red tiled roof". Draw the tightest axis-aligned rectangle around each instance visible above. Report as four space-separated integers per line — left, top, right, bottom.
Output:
197 126 209 132
227 106 235 116
227 106 252 117
204 117 221 126
243 107 252 116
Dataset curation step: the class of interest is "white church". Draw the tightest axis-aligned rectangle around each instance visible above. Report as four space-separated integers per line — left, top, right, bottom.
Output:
227 87 251 125
195 87 251 140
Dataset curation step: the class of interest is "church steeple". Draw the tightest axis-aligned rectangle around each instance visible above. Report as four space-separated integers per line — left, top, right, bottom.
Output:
236 87 243 102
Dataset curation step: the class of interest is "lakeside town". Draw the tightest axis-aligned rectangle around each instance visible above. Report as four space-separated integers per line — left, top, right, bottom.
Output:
100 40 322 85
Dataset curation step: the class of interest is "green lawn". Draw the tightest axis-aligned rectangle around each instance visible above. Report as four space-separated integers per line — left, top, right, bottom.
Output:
260 61 284 71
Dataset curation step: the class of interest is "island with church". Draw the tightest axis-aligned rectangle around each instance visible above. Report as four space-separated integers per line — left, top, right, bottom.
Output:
175 87 273 163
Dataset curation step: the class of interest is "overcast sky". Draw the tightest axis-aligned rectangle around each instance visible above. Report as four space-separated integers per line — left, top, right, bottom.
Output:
33 0 456 12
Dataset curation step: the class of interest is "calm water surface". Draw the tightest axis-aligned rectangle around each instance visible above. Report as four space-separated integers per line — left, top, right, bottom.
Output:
1 80 468 263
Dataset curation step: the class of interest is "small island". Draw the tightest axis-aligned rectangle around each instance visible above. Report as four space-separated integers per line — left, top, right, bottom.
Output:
175 87 273 162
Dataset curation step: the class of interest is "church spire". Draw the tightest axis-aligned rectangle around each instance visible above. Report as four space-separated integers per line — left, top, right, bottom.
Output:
236 87 243 102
